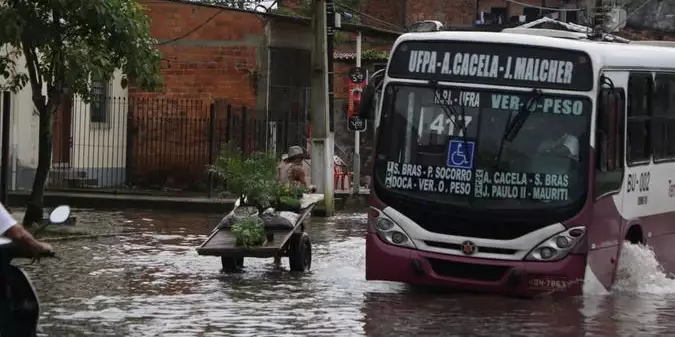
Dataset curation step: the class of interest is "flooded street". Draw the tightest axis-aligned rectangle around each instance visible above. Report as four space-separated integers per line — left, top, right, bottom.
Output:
18 209 675 336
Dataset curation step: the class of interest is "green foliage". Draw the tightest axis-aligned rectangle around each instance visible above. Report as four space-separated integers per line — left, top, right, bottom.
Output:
210 143 280 210
334 31 350 44
210 142 307 211
278 183 304 199
0 0 162 102
362 49 389 61
278 196 302 210
277 183 305 211
231 216 267 247
0 0 162 227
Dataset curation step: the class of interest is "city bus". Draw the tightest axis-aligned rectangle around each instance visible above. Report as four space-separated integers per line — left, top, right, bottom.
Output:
357 27 675 296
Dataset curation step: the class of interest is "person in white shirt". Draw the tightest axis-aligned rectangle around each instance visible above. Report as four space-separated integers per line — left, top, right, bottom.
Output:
537 133 579 161
0 203 53 255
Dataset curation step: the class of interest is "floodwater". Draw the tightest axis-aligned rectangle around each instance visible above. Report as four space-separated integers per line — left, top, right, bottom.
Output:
15 209 675 337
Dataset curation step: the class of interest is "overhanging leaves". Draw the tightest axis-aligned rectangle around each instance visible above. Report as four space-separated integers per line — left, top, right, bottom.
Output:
0 0 162 102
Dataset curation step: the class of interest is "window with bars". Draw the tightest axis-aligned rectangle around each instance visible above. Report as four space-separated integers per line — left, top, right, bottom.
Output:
90 80 108 123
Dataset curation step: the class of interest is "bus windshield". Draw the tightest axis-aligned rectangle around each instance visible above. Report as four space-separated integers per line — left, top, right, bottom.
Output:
374 83 591 211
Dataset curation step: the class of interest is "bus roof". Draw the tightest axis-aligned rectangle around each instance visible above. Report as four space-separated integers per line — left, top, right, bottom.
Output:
630 40 675 48
392 31 675 71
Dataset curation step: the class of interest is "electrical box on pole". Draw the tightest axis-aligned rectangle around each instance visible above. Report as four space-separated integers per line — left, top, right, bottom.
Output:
605 7 627 32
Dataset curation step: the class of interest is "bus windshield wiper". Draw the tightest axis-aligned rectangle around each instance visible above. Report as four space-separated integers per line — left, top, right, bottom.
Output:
430 81 468 138
494 88 542 168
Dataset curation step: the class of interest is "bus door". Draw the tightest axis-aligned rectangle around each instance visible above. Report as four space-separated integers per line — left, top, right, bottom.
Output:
591 72 626 286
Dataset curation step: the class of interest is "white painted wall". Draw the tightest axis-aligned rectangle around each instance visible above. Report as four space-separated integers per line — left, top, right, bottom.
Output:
0 46 128 189
70 68 128 173
0 48 41 190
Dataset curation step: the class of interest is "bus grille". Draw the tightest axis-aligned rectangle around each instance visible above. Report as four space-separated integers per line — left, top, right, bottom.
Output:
424 241 518 255
426 258 510 282
400 207 544 240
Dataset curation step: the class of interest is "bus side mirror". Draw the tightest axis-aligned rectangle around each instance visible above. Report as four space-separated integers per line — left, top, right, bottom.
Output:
358 84 375 119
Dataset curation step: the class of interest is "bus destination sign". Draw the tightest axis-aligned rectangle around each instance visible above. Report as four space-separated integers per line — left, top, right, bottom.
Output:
388 41 594 91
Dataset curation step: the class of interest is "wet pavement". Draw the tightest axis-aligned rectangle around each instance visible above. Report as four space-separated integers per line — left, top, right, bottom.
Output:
14 209 675 336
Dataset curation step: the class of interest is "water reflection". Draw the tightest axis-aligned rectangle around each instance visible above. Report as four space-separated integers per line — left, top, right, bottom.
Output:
361 291 585 337
15 209 675 336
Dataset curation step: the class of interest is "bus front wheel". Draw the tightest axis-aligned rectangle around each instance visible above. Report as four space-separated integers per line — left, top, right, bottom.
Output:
625 225 644 245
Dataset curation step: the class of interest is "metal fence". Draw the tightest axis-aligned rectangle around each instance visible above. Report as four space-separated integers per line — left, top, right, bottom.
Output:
46 96 308 195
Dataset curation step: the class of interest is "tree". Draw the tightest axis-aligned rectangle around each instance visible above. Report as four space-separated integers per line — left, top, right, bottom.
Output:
0 0 162 226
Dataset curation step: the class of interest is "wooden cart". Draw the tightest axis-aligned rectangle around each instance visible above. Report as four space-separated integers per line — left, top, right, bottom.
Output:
196 194 324 273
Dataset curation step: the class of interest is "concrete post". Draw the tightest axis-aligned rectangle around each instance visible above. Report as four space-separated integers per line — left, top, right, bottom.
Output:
310 0 335 215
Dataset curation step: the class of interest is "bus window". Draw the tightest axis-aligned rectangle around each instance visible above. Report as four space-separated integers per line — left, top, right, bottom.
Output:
595 88 625 197
652 73 675 161
626 72 653 165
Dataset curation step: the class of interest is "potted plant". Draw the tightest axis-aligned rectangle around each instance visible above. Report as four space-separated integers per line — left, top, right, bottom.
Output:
210 143 279 210
209 143 281 246
230 216 267 247
275 183 306 212
211 143 312 246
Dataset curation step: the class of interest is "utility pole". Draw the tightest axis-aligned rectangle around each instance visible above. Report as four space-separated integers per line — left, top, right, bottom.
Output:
352 31 362 195
327 0 335 133
310 0 335 215
592 0 605 36
0 92 9 206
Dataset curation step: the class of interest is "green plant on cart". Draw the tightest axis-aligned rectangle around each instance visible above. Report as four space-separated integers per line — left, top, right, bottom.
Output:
230 216 267 247
276 183 307 211
210 142 309 212
210 143 313 245
209 142 279 212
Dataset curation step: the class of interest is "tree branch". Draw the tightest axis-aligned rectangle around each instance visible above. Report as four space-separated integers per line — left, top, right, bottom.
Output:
46 8 63 114
22 43 45 110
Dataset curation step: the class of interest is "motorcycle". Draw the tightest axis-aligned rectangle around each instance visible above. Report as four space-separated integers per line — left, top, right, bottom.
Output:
0 205 71 337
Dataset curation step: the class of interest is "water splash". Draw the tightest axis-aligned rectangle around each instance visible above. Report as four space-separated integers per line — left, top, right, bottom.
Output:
581 243 675 337
614 243 675 295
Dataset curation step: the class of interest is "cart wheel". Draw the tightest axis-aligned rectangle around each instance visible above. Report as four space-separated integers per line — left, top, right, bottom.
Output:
221 257 244 273
289 232 312 272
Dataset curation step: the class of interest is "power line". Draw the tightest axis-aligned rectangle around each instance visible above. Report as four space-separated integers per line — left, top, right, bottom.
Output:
606 0 658 33
336 3 405 31
154 0 279 46
156 0 403 46
338 4 404 31
155 8 226 45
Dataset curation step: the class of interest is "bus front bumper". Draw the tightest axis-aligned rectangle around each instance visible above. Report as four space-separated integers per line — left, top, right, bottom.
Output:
365 233 586 296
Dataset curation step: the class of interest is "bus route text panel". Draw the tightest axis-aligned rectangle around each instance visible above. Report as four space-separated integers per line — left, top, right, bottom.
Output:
384 163 570 202
388 40 594 91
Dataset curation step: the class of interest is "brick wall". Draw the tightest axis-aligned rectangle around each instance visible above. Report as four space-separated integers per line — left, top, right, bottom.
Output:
280 0 306 12
362 0 569 28
362 0 406 28
619 26 675 41
128 1 266 191
133 1 264 108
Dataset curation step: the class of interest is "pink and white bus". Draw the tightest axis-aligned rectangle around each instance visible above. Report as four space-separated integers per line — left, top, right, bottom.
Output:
357 28 675 296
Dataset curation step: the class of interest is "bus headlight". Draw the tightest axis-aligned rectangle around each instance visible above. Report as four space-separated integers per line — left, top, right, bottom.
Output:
375 217 416 248
525 226 586 262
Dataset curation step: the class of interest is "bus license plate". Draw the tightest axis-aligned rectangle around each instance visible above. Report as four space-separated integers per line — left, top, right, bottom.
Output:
528 277 568 290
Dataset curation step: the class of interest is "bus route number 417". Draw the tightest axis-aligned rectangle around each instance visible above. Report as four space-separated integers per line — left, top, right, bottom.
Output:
349 115 367 131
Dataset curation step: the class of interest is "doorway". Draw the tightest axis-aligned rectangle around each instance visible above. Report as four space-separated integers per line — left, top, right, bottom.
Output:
52 95 72 166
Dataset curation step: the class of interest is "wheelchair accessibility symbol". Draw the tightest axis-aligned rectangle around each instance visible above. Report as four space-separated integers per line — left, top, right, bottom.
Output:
447 140 476 169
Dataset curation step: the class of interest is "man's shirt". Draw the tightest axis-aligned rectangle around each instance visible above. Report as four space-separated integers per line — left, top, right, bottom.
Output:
0 203 16 236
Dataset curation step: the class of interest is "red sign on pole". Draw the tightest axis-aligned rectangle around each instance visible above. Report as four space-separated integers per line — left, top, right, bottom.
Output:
347 68 367 132
347 81 363 119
